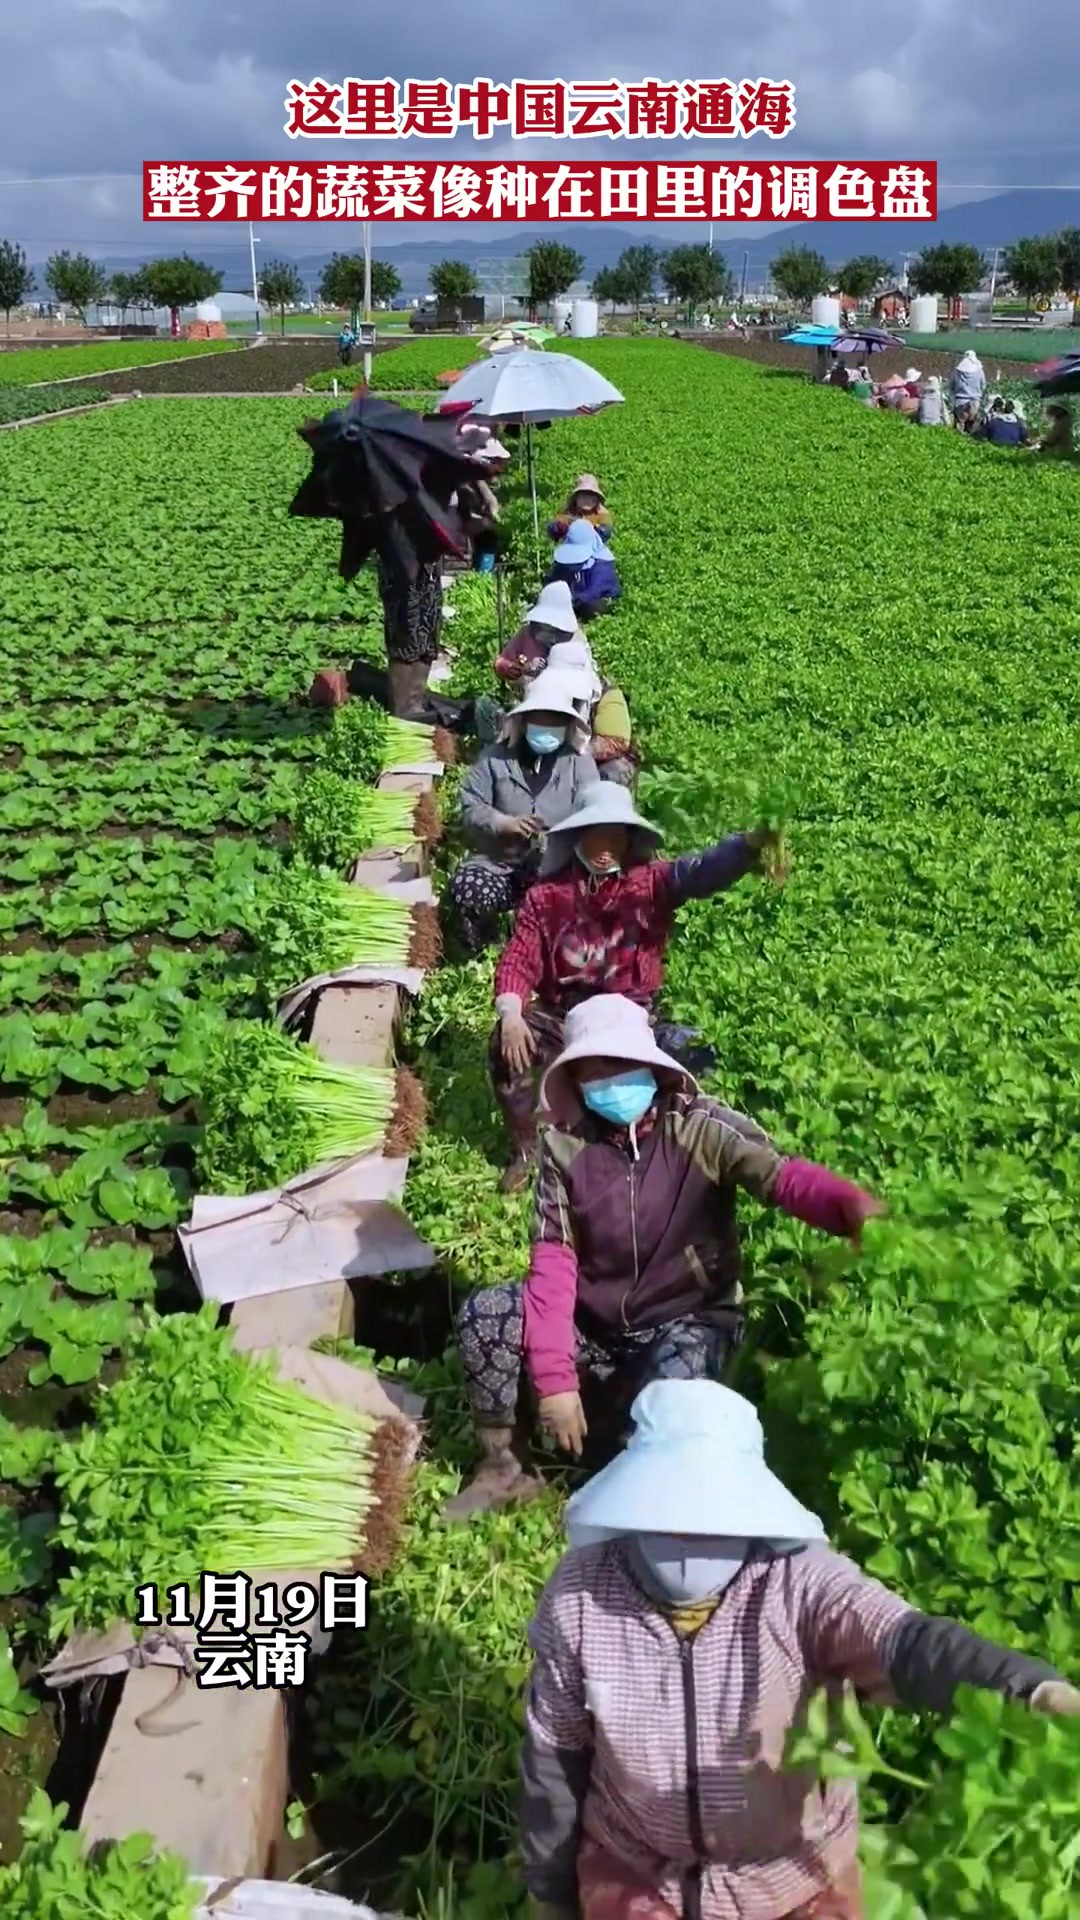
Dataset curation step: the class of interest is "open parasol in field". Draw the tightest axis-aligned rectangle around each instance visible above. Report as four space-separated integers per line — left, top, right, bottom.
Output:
1032 351 1080 398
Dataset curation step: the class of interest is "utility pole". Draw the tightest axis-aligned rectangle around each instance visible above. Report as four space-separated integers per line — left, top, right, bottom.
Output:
987 245 1001 317
248 222 261 335
740 250 749 303
362 221 373 383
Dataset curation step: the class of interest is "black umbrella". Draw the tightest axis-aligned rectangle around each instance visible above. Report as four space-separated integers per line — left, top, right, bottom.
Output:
290 388 489 584
1032 352 1080 399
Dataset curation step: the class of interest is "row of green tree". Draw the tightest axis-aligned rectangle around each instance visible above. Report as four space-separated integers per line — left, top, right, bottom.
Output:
762 232 1080 310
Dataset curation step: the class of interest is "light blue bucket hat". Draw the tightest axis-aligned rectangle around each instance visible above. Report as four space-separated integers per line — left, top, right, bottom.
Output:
552 519 605 568
564 1380 827 1549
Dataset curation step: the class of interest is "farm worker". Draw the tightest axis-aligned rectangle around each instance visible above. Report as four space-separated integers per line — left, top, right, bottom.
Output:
521 1379 1080 1920
493 584 636 785
337 324 356 366
849 365 874 404
975 397 1028 448
485 783 787 1193
879 373 906 411
948 349 985 430
545 520 622 621
916 374 945 425
446 671 600 955
374 555 444 719
1035 402 1074 457
547 475 614 545
443 1007 880 1520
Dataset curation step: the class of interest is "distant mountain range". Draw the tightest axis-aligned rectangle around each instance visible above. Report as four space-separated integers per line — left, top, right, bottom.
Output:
32 191 1080 300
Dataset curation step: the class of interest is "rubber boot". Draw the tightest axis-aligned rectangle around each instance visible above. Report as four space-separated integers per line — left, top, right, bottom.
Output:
441 1423 545 1522
386 658 434 721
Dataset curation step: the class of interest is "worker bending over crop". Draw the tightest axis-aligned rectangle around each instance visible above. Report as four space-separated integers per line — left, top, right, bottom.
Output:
546 474 614 545
545 520 621 621
486 784 776 1192
491 583 636 785
446 671 600 955
522 1379 1080 1920
442 994 879 1519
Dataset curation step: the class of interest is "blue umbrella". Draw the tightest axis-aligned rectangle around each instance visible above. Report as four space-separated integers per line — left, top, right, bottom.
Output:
782 327 841 347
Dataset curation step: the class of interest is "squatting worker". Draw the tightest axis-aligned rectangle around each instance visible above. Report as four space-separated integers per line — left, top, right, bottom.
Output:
522 1380 1080 1920
545 519 621 621
491 584 636 786
486 784 786 1193
948 349 986 431
547 474 614 545
446 670 600 955
442 995 880 1519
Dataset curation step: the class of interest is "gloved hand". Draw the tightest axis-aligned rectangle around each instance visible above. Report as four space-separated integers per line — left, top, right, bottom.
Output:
500 1005 537 1076
539 1392 587 1457
1030 1680 1080 1716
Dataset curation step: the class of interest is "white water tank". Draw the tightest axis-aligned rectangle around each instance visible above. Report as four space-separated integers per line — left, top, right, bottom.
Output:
553 299 572 332
571 299 599 338
195 299 222 323
811 295 841 329
909 294 938 333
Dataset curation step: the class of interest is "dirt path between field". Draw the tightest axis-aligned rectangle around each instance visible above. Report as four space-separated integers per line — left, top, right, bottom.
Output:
680 332 1045 385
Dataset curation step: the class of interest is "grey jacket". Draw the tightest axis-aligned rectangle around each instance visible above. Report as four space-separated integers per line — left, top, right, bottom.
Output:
460 741 600 865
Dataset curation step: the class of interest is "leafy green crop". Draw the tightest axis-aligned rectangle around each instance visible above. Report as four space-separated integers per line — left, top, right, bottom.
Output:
306 336 483 392
0 1789 198 1916
0 338 236 386
0 384 112 422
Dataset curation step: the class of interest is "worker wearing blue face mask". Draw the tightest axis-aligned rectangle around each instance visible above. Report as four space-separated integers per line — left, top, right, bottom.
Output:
483 782 787 1196
444 997 880 1519
446 670 600 957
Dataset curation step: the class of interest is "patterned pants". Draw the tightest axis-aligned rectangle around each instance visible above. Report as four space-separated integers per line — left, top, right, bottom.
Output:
488 1004 718 1158
455 1279 743 1426
377 557 443 665
579 1847 862 1920
445 855 536 955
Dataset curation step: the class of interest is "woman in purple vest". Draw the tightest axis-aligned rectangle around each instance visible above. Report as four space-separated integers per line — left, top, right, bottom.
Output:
443 994 881 1520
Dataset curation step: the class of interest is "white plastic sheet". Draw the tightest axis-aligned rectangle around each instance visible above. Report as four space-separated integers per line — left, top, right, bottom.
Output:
196 1880 407 1918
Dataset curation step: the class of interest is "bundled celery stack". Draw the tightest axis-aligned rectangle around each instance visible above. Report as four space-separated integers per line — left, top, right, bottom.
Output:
322 696 454 782
293 767 439 871
48 1309 383 1640
197 1019 425 1193
252 861 440 1007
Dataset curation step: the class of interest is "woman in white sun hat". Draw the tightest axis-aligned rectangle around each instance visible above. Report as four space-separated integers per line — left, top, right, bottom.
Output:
444 995 878 1520
521 1380 1080 1920
446 669 600 955
486 783 783 1192
492 582 636 785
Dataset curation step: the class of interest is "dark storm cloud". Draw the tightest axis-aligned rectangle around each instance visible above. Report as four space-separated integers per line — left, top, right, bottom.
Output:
2 0 1077 252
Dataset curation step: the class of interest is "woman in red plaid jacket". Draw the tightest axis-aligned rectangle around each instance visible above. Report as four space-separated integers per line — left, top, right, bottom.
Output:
522 1380 1080 1920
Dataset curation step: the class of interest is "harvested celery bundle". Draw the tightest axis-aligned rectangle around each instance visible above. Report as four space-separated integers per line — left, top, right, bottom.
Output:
322 697 455 781
48 1308 411 1639
294 768 440 871
253 862 441 1006
197 1019 426 1193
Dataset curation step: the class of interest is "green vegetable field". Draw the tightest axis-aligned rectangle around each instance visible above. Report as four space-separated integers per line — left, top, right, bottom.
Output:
1 342 1079 1916
0 338 239 386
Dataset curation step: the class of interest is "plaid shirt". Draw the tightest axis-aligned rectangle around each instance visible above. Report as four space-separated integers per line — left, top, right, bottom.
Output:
495 837 759 1010
524 1541 912 1920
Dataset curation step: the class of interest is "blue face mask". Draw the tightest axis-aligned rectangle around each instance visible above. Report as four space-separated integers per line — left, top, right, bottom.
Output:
630 1533 751 1606
581 1068 657 1127
525 724 565 756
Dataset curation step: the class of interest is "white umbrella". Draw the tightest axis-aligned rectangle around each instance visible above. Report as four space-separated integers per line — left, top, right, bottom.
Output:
438 351 624 557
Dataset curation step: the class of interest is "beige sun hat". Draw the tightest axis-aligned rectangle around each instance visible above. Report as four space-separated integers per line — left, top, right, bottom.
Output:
503 669 592 752
570 473 605 502
538 779 662 877
539 994 695 1127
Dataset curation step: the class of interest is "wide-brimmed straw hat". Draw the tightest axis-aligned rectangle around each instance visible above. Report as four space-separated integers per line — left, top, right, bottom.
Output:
525 581 578 634
539 779 662 877
503 669 591 752
564 1380 827 1548
539 994 694 1127
569 473 605 502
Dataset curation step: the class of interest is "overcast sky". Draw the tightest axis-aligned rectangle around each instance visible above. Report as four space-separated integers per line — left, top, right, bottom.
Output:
2 0 1078 258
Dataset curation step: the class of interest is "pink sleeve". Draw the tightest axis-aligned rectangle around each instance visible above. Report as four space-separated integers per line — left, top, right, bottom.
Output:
524 1241 579 1399
773 1156 871 1238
